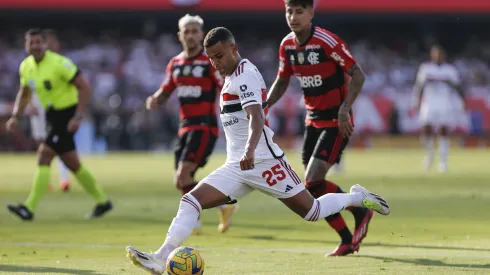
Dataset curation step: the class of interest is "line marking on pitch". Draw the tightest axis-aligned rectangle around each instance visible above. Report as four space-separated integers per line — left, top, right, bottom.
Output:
0 242 489 259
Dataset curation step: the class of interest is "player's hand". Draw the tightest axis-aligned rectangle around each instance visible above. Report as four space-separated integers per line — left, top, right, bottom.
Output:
67 117 81 133
5 117 18 133
338 107 354 137
240 149 255 171
146 95 159 110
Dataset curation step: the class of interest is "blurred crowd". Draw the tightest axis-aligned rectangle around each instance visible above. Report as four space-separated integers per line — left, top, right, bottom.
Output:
0 21 489 151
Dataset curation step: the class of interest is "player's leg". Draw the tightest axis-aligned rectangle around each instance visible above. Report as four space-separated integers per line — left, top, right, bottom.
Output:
59 149 112 218
419 106 435 170
437 125 449 173
437 108 453 173
179 130 237 233
280 184 389 222
243 156 389 247
7 142 56 220
55 107 111 218
57 157 70 191
174 131 203 234
126 165 252 274
304 127 370 256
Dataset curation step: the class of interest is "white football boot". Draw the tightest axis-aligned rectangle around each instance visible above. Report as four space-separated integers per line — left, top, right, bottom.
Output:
350 184 390 215
126 246 166 275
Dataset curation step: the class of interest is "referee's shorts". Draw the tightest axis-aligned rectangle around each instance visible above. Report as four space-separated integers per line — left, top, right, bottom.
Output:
45 104 77 154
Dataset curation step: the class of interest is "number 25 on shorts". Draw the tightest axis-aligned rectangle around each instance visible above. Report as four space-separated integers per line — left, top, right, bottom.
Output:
262 164 286 186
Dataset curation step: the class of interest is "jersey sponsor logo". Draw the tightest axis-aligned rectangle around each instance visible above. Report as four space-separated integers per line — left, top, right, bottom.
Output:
298 52 305 64
279 57 285 72
290 55 295 64
239 85 247 92
330 52 345 67
173 68 181 79
240 91 254 100
183 65 192 76
285 45 296 50
192 65 204 77
305 44 321 50
193 60 210 65
222 117 239 127
176 86 202 98
341 44 352 58
297 75 323 88
307 52 320 65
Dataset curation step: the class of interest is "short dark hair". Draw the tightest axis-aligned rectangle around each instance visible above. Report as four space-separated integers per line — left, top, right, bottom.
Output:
284 0 314 8
25 28 43 37
204 27 235 48
42 29 58 40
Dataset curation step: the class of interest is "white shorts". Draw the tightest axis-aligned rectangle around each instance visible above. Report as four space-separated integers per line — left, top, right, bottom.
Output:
419 105 454 128
30 113 47 140
201 157 305 200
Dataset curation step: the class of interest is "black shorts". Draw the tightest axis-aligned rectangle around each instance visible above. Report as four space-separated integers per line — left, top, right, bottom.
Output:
302 126 349 168
45 105 77 155
174 129 218 170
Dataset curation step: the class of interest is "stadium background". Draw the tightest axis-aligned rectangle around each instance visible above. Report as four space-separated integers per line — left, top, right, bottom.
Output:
0 0 489 153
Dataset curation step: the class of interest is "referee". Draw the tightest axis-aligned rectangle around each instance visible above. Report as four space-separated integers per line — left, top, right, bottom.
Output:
6 28 113 220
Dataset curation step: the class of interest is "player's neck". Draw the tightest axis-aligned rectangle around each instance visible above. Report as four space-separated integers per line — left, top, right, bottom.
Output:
294 23 313 45
229 55 242 76
184 46 203 59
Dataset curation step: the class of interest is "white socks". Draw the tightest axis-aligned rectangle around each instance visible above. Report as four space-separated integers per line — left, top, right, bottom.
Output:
155 194 201 261
57 157 69 182
438 137 449 166
304 193 363 221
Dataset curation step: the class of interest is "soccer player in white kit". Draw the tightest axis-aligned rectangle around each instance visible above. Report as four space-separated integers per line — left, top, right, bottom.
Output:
125 27 390 274
413 45 465 173
29 29 71 191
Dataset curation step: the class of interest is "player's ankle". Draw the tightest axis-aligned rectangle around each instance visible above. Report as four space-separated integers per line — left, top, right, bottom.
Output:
350 193 364 207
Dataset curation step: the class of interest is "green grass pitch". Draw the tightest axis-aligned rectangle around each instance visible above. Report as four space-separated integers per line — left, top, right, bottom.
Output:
0 149 489 274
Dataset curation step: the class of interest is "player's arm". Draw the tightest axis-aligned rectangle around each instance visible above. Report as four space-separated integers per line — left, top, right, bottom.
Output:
239 74 265 170
12 64 32 118
266 43 292 108
148 61 176 109
72 74 91 117
325 36 365 136
57 56 89 117
412 64 426 109
341 63 366 114
12 86 32 118
242 104 264 170
446 68 465 102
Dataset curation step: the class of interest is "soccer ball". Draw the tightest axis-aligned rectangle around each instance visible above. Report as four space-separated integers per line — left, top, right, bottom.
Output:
166 246 204 275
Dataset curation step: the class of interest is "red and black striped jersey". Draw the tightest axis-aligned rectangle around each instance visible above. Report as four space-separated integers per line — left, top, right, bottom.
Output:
161 51 224 135
278 26 356 128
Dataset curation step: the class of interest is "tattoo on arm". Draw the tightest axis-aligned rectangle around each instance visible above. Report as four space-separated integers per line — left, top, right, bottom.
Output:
341 63 365 111
266 77 290 107
155 89 171 105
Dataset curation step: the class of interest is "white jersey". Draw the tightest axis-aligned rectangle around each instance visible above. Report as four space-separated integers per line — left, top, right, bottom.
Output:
415 62 460 110
220 59 284 164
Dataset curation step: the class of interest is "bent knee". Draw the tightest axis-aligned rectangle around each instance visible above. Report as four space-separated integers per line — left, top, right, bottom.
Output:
37 145 56 165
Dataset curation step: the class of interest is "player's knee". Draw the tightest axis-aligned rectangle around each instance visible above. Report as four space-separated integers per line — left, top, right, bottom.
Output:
305 180 325 199
179 193 202 214
37 146 55 166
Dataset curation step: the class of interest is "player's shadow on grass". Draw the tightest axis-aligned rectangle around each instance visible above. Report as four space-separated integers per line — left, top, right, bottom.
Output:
240 235 490 253
359 255 490 270
0 265 104 275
